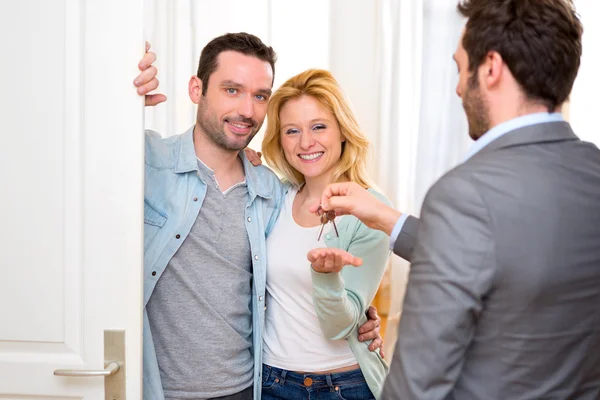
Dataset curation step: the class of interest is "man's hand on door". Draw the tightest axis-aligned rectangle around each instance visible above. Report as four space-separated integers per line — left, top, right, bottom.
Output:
134 41 166 106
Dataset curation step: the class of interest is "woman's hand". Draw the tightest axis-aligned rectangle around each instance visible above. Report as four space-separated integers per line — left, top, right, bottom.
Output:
308 248 362 273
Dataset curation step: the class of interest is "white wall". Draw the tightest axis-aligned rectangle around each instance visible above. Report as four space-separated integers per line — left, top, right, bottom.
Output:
328 1 380 174
143 0 379 160
570 0 600 146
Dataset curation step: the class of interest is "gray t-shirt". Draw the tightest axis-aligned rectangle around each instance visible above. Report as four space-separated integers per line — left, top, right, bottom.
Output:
146 159 253 399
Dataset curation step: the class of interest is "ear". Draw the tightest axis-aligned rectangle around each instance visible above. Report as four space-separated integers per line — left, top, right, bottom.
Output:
188 76 203 104
481 50 503 89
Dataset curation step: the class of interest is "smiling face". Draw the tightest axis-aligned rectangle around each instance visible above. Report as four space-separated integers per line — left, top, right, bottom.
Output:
194 51 273 151
279 95 345 183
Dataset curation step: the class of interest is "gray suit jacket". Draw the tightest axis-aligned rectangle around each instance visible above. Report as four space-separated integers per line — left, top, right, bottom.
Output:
383 121 600 399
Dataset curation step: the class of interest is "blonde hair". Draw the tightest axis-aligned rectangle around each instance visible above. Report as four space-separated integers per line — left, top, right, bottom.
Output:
262 69 373 188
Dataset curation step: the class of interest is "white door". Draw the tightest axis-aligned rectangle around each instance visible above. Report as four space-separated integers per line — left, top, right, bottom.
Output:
0 0 144 398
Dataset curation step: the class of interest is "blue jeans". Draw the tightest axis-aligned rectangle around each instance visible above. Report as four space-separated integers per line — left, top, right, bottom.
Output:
261 364 375 400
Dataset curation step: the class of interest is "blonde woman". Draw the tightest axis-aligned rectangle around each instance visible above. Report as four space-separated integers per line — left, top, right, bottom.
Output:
260 69 391 399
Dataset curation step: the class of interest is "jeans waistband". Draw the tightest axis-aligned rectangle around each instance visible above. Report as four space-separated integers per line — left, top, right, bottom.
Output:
262 364 366 390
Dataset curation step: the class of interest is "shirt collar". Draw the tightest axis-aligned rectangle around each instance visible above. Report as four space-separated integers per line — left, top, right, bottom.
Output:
464 112 564 161
175 125 272 199
174 126 200 173
239 150 273 200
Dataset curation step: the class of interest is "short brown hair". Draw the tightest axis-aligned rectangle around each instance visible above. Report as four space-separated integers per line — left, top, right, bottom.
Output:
196 32 277 95
457 0 583 111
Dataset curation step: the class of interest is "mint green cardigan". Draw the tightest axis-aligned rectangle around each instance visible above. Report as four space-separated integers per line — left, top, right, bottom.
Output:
301 187 392 399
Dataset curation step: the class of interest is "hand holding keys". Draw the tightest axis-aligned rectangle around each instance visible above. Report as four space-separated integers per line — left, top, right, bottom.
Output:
317 206 339 241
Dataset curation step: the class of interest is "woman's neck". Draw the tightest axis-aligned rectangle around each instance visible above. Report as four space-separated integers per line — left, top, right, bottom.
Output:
298 172 345 205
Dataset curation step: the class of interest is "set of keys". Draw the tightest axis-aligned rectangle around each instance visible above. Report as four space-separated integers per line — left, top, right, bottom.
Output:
316 206 339 241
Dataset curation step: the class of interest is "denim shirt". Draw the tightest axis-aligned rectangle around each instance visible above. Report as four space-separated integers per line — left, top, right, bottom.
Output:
142 127 284 400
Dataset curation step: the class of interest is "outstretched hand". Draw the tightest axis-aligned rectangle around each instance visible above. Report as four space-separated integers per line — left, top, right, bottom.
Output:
308 247 385 355
307 248 362 274
134 42 167 106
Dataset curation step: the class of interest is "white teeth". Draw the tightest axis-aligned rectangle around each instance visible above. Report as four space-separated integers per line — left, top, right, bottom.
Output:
299 152 324 160
230 122 250 129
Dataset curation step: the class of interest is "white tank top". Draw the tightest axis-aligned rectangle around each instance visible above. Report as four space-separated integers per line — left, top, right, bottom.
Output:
262 186 356 371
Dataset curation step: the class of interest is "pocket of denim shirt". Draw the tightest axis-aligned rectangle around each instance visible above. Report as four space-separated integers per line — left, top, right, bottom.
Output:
144 200 167 250
144 200 167 227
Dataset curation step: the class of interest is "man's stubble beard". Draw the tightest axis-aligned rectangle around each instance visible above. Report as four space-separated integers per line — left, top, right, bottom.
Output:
196 97 262 152
463 73 491 141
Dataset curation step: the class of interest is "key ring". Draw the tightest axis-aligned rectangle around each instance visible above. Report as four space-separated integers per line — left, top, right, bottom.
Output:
316 206 339 241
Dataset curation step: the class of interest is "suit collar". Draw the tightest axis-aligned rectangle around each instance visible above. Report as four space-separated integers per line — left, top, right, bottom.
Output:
472 121 578 159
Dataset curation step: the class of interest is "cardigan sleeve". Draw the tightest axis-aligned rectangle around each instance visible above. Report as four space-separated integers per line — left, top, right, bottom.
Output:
310 191 392 340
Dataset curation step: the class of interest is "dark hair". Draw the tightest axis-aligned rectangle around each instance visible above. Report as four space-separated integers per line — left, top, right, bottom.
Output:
196 32 277 95
457 0 583 111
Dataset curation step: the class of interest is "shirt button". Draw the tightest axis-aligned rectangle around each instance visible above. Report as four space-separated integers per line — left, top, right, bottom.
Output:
151 271 156 276
193 197 198 201
247 217 252 222
325 234 331 240
259 296 263 301
176 234 181 239
254 255 259 260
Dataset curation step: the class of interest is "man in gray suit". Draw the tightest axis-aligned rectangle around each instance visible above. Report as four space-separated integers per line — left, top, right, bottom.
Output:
314 0 600 398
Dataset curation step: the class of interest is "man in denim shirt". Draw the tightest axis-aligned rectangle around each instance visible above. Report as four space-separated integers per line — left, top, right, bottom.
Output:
135 34 383 400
